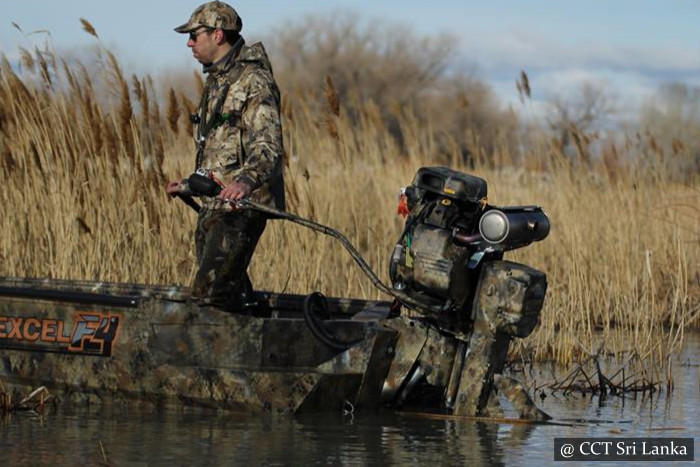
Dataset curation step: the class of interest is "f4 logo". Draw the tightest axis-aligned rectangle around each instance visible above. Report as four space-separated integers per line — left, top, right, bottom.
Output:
68 313 120 356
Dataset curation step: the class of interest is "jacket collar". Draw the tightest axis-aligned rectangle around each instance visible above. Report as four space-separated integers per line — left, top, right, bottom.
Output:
203 36 245 75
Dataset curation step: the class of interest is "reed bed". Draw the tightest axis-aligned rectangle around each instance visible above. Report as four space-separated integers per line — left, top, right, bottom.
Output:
0 42 697 380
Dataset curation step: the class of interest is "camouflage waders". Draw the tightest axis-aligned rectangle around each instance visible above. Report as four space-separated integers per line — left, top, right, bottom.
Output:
191 208 267 310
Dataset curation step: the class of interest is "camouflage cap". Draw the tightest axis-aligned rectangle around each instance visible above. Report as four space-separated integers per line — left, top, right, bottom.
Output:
174 1 242 34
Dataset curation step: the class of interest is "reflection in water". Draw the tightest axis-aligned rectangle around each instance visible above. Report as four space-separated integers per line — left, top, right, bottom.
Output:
1 410 539 467
1 333 698 466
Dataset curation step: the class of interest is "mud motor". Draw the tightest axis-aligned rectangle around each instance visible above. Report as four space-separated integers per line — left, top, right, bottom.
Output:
388 167 550 335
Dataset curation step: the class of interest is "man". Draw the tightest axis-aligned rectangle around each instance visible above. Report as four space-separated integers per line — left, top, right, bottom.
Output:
167 1 285 311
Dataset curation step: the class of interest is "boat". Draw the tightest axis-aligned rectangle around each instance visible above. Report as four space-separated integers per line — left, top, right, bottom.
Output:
0 167 551 419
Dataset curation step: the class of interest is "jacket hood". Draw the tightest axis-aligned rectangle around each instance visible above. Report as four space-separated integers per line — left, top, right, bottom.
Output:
237 42 273 73
206 40 273 77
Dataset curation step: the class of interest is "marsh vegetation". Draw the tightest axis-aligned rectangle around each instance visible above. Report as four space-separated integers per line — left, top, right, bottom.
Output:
1 18 697 388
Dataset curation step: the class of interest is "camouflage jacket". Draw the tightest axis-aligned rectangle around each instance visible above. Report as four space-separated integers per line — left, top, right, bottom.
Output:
195 38 285 211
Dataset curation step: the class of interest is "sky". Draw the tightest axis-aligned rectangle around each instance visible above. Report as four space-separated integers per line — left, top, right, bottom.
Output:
2 0 700 120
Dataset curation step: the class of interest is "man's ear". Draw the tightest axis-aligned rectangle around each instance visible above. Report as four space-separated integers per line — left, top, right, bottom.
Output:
215 28 225 45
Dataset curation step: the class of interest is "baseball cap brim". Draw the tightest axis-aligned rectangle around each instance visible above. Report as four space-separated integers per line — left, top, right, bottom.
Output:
174 22 200 33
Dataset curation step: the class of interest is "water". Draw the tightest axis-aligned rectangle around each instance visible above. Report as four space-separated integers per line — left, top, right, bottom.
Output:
2 335 698 467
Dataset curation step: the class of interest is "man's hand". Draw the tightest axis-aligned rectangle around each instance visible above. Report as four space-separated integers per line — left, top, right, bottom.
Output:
166 179 186 197
219 180 252 203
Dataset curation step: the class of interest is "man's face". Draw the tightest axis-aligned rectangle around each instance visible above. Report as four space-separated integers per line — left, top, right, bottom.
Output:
187 28 217 65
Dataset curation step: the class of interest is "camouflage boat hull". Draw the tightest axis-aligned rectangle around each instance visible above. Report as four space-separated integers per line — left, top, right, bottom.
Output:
0 277 400 413
0 263 549 420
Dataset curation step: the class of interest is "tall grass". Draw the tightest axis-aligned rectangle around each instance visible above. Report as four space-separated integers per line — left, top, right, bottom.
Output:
0 39 697 377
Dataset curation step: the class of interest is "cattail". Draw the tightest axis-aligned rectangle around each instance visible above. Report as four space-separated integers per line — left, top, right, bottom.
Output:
152 131 165 183
166 88 180 134
102 118 119 169
324 74 340 117
80 18 98 38
516 70 531 102
76 62 98 130
35 48 53 90
106 51 133 150
672 138 684 155
88 102 103 156
520 70 531 98
135 76 150 126
46 47 58 81
132 75 143 104
179 92 195 115
77 62 94 96
6 64 33 105
148 79 164 183
193 70 204 95
19 48 35 74
646 130 661 156
148 76 160 130
178 91 195 134
323 74 340 140
142 76 152 119
61 59 77 96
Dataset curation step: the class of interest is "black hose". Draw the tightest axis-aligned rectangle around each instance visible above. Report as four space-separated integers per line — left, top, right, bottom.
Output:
238 199 441 315
175 193 441 315
302 292 362 351
240 200 394 295
175 187 393 298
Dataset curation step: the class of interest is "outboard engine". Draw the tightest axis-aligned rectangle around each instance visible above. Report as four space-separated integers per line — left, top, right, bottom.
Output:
381 167 553 419
389 166 550 333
